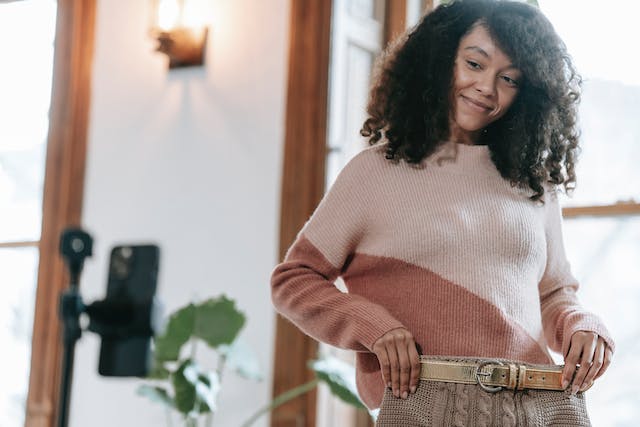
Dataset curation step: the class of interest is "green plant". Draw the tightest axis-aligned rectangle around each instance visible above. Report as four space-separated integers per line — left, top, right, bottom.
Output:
137 295 372 426
137 295 259 426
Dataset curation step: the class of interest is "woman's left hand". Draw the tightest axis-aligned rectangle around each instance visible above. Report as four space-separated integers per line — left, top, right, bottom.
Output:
562 331 613 394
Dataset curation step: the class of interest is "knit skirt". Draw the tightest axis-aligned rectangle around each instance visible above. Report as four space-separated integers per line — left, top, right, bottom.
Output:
376 372 591 426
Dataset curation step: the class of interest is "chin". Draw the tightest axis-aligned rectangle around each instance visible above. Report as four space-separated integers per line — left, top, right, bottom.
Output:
456 122 486 133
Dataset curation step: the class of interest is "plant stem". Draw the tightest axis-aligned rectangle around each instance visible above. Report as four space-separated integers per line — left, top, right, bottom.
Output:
239 378 320 427
216 352 227 383
190 336 198 360
208 352 226 427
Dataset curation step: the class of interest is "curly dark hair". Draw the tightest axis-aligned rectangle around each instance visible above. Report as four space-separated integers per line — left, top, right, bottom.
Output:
360 0 581 203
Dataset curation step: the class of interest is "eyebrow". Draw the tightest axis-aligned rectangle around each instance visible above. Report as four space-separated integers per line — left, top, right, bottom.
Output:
464 45 518 71
465 46 490 58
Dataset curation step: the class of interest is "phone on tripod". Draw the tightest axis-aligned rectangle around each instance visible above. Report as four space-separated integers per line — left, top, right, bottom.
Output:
97 244 160 377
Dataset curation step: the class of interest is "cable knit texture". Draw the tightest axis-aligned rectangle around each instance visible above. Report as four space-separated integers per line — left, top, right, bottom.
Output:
376 377 591 426
270 140 614 410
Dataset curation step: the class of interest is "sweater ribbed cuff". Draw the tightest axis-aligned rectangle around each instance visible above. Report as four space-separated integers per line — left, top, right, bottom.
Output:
347 305 405 352
562 311 616 357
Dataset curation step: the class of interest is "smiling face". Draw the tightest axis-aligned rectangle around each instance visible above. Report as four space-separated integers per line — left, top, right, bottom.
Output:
449 23 522 145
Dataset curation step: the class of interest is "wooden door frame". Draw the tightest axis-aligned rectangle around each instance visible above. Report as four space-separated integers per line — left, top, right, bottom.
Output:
270 1 333 425
25 0 96 426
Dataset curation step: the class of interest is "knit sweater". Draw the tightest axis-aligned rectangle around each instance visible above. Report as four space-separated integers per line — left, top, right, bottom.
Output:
270 140 614 410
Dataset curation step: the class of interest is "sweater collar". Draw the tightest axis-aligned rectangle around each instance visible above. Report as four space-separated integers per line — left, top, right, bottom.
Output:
425 140 496 176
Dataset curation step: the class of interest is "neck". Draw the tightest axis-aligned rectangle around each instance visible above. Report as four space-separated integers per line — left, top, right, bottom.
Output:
449 121 482 145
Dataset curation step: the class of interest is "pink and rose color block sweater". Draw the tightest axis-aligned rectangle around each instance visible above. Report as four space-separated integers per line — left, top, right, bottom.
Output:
270 140 614 409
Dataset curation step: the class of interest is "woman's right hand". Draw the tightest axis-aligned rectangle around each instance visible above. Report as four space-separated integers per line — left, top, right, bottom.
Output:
372 327 421 399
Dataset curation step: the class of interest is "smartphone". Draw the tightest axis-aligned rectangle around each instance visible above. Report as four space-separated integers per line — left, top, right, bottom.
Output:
97 244 160 377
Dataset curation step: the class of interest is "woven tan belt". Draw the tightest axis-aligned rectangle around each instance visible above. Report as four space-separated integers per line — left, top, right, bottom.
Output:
419 358 578 393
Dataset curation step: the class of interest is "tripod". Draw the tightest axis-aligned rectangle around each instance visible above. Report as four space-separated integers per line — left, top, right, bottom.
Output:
55 228 159 427
57 228 93 427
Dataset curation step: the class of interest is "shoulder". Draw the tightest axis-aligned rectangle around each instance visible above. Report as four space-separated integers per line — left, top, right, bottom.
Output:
336 142 391 180
348 142 390 166
541 183 564 206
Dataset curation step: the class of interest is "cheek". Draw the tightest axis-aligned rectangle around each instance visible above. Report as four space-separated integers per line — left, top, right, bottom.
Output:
498 90 519 116
452 61 473 90
454 69 472 90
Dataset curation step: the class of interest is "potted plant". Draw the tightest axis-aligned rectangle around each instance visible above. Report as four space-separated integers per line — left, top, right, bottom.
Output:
136 295 372 426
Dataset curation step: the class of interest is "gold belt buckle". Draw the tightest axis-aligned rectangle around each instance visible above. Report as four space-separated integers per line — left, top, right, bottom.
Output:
475 360 504 393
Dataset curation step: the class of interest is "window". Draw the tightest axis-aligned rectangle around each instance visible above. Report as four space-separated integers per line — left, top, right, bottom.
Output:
538 1 640 425
321 1 386 424
0 2 57 425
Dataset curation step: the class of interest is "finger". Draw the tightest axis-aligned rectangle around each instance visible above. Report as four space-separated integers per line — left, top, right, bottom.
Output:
376 345 392 390
571 337 597 394
580 338 605 391
408 340 421 395
562 341 580 390
386 340 401 398
396 336 411 399
594 345 613 380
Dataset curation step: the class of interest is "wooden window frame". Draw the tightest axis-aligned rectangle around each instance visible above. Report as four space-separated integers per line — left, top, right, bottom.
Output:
25 0 96 426
563 202 640 219
384 0 407 43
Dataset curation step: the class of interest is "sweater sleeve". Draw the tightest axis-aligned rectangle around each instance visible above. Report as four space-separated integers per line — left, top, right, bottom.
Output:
270 149 405 352
538 190 615 357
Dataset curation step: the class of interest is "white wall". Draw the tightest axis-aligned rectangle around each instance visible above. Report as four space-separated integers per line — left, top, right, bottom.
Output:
70 0 290 426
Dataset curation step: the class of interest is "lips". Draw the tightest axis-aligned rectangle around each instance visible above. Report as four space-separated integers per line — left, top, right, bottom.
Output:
461 95 494 112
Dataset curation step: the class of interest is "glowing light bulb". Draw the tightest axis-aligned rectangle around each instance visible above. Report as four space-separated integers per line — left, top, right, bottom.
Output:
181 0 207 28
157 0 180 30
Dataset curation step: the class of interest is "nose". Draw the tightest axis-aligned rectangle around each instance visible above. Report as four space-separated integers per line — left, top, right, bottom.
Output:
474 73 497 98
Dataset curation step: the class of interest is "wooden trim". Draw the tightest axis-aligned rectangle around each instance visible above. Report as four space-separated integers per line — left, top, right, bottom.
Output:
271 1 333 426
25 0 96 426
424 0 435 12
384 0 406 45
422 0 433 14
563 202 640 219
0 241 39 248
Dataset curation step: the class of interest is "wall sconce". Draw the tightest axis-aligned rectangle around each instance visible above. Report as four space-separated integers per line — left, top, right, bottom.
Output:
150 0 209 69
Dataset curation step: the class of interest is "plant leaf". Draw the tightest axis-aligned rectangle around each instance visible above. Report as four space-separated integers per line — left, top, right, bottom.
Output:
194 371 220 413
309 357 365 409
147 359 171 380
218 337 263 381
136 385 175 409
172 359 198 415
181 361 220 414
193 296 246 349
154 303 196 362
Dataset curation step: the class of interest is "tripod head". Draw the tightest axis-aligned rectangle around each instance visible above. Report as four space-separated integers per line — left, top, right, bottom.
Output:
60 228 93 286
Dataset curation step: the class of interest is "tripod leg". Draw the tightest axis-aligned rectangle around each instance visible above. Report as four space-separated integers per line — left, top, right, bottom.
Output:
57 341 76 427
57 290 83 427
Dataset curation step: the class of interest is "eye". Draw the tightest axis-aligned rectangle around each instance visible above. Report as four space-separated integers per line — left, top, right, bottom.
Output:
501 75 519 87
466 60 481 70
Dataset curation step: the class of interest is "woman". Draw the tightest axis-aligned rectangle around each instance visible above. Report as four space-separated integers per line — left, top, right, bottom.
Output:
271 0 614 424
